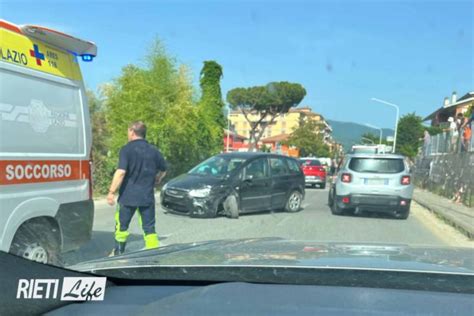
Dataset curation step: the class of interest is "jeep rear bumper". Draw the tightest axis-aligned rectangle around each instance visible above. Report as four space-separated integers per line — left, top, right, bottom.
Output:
335 194 411 213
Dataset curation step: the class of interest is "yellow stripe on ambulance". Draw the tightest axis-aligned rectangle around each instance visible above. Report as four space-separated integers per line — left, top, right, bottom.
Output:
0 28 82 81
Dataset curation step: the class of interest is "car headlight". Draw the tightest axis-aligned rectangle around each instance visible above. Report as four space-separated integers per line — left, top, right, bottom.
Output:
189 187 211 198
162 182 168 191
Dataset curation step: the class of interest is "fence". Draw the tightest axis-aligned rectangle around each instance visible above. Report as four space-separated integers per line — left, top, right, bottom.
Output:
414 153 474 207
423 129 473 156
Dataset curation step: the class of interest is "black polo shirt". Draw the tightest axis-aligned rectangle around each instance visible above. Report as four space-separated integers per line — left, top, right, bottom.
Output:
117 139 167 206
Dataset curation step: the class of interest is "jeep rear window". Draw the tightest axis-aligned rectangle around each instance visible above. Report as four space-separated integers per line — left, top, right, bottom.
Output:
348 158 405 174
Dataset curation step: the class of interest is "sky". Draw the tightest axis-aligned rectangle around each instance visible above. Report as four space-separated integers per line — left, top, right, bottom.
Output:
3 0 473 129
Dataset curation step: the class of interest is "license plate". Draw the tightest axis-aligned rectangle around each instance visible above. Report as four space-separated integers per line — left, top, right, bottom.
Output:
306 176 319 180
364 178 388 185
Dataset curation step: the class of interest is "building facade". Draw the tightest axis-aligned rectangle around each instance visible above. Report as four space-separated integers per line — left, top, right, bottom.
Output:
229 107 333 141
424 91 474 127
226 106 337 156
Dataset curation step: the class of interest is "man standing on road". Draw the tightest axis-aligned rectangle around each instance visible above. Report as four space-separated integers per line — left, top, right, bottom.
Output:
107 121 167 256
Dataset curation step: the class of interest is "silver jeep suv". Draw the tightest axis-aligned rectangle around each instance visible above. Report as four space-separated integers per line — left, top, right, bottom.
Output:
328 154 414 219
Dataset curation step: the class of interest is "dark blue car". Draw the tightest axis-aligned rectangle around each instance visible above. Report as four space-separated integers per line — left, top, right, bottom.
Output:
161 152 305 218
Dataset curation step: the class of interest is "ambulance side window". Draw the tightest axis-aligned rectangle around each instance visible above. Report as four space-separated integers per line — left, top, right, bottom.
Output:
0 68 85 155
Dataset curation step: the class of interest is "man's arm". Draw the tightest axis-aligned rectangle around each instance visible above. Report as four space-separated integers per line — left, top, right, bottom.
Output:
155 150 167 186
107 169 126 206
156 171 167 185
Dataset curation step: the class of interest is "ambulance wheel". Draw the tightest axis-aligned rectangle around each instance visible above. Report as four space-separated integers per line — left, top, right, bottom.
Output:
10 218 62 266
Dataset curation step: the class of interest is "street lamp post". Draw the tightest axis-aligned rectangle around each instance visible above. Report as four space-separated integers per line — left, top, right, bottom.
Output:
365 123 383 145
361 137 375 145
370 98 400 153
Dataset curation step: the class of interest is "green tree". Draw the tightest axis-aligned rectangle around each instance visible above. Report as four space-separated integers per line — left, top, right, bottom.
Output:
360 132 391 145
105 40 207 179
284 119 330 157
426 125 443 136
87 89 114 195
360 132 379 145
197 61 226 155
227 82 306 150
395 113 424 158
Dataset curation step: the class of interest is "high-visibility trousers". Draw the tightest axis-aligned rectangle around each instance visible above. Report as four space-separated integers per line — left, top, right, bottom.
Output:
115 204 159 249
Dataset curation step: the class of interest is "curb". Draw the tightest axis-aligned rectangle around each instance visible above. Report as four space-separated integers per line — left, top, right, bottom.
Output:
413 196 474 240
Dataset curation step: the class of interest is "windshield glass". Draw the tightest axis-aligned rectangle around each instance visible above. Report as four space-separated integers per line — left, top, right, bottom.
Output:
188 156 245 178
348 158 405 173
2 0 473 292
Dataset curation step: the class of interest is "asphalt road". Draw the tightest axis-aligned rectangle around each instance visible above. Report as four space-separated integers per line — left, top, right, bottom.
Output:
63 188 472 266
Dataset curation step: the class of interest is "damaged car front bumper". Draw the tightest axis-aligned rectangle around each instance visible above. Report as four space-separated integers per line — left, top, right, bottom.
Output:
160 187 224 218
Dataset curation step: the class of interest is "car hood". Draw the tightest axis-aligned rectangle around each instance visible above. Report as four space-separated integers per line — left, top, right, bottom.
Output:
165 173 226 191
69 238 474 275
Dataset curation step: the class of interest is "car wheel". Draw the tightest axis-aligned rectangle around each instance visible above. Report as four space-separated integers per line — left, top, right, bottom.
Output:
330 193 344 215
9 219 62 266
286 190 302 213
223 194 239 219
327 190 334 207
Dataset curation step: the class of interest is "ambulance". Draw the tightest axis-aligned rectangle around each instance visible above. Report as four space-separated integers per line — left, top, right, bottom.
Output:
0 20 97 265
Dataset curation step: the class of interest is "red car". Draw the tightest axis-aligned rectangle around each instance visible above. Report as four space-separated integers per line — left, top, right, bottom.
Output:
299 158 327 189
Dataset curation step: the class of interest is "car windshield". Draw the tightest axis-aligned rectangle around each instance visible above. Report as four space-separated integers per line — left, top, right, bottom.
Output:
188 156 245 178
348 158 405 174
300 159 321 166
2 0 473 297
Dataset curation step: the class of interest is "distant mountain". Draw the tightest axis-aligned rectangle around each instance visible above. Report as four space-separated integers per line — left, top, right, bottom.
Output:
327 119 394 152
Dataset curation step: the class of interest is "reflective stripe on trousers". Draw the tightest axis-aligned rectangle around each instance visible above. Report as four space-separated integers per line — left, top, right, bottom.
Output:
114 204 159 249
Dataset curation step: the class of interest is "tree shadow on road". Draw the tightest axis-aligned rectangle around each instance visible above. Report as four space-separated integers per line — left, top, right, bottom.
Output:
63 231 169 266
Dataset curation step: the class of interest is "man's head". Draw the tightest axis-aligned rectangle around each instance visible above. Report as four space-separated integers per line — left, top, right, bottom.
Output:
128 121 147 141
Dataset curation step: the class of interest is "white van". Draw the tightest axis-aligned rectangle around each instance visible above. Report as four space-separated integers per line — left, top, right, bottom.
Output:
351 144 387 154
0 20 97 265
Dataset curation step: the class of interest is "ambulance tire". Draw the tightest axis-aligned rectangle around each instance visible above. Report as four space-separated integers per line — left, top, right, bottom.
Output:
10 218 62 266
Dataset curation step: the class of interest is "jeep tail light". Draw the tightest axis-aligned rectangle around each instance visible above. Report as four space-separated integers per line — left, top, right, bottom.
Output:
342 196 350 204
401 175 411 185
341 173 352 183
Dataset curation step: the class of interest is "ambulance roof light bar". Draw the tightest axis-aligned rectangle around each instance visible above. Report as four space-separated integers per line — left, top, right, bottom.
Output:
19 23 97 61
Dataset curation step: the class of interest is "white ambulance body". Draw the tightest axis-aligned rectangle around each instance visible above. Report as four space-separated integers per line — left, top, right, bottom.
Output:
0 20 97 264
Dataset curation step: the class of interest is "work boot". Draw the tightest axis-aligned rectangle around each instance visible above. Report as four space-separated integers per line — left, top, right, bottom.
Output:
109 241 127 257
